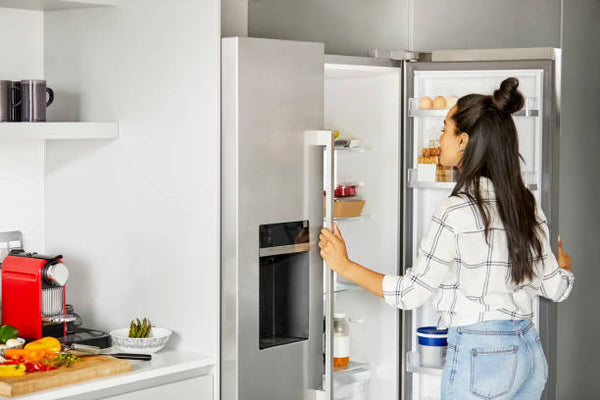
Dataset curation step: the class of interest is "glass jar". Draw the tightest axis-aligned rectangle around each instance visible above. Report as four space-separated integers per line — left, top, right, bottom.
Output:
333 312 350 367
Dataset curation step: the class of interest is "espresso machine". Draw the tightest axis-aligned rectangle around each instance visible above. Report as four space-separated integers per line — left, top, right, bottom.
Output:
1 250 75 339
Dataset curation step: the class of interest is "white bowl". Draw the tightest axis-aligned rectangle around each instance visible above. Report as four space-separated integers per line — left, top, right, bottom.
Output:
110 327 172 354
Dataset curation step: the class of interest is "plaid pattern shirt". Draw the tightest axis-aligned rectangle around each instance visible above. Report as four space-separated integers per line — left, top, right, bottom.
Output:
383 177 574 328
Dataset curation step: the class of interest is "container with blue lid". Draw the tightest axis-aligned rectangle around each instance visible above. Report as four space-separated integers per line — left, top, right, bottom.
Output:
416 326 448 369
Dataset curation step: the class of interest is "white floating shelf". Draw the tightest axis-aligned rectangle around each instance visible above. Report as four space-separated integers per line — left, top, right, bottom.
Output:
0 0 118 11
0 122 119 140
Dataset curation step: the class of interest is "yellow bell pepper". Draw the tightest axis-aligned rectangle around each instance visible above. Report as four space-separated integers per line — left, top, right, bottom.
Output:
0 364 26 377
24 337 62 353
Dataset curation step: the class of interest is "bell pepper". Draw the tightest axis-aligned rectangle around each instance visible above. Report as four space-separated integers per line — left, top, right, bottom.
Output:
24 337 62 353
0 364 26 377
0 325 19 344
4 348 51 361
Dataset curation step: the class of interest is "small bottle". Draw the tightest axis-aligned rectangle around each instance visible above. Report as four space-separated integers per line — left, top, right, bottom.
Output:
333 312 350 367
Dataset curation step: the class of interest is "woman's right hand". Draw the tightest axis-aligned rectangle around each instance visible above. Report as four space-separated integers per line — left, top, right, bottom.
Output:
558 236 572 271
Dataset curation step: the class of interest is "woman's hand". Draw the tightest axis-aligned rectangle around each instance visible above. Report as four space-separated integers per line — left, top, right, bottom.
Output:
319 223 350 273
558 236 572 272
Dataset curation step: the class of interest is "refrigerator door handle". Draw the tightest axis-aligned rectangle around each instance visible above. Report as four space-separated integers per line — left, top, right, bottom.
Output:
304 129 334 400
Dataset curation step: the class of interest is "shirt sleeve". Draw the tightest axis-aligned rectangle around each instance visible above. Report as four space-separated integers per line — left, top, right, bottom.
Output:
535 210 574 302
382 198 457 309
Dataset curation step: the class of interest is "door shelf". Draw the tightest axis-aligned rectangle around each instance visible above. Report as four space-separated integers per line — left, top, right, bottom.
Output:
408 97 539 118
407 168 538 191
0 0 118 11
334 146 370 153
0 122 119 140
406 351 443 376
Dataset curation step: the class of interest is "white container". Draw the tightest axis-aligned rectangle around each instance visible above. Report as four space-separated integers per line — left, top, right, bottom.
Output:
110 327 172 354
416 326 448 369
333 312 350 367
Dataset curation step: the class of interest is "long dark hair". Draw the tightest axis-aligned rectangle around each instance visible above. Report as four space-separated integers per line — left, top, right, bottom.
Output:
450 77 542 284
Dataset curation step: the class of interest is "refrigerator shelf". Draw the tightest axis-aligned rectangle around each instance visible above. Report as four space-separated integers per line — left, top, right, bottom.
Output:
334 146 370 153
334 280 362 293
406 351 443 376
408 97 539 118
407 169 538 191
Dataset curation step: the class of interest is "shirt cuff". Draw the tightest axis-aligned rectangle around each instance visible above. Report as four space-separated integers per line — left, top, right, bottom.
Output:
556 269 575 303
382 274 403 308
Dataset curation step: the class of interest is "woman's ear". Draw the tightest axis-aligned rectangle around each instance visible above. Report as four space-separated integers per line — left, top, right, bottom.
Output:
458 132 470 151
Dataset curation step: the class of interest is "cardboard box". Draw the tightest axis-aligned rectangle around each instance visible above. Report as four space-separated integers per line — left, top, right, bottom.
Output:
324 199 366 218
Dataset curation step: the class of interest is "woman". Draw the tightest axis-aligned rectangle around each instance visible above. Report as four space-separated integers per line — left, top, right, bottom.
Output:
319 77 574 399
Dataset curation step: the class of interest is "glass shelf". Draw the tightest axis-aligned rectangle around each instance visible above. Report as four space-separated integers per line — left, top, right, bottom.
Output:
407 169 538 191
406 351 443 376
334 146 370 153
334 280 362 293
408 97 539 118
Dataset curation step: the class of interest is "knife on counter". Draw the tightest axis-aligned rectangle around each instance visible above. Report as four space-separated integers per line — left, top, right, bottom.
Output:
64 343 152 361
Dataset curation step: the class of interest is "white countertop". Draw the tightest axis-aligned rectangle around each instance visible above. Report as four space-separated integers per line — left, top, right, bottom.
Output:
1 349 215 400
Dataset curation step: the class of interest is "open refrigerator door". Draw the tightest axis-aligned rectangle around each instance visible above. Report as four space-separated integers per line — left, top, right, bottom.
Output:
403 50 560 400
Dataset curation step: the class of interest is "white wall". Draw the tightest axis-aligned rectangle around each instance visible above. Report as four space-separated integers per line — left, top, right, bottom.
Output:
0 8 45 253
43 0 220 355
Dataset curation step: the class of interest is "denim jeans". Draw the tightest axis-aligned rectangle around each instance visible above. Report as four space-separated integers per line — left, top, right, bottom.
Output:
441 319 548 399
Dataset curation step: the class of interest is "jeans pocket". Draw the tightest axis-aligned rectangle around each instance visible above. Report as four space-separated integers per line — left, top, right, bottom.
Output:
470 345 517 399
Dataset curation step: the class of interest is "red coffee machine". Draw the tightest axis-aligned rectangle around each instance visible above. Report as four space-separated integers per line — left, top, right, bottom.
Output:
1 250 73 339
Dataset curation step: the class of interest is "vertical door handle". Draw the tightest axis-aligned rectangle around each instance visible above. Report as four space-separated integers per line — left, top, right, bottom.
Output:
304 130 334 400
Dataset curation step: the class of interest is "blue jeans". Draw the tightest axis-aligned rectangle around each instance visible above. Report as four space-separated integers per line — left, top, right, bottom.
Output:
441 320 548 399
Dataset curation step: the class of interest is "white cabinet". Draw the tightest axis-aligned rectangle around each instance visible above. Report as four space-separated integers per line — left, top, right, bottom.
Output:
104 375 213 400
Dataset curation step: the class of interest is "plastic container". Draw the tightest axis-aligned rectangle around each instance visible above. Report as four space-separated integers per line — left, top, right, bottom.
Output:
333 312 350 367
416 326 448 368
333 362 371 400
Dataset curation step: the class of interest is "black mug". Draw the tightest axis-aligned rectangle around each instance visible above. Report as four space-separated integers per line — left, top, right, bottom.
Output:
0 80 21 122
20 79 54 122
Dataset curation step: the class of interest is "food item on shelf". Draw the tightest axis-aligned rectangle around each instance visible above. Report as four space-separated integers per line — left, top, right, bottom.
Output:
0 325 18 344
129 317 152 338
446 95 458 109
334 184 357 198
333 313 350 367
417 156 439 164
24 337 62 353
432 96 447 109
333 130 340 139
436 166 454 182
419 96 433 110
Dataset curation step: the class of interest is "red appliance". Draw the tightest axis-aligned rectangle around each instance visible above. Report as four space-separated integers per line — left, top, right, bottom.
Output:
1 250 71 339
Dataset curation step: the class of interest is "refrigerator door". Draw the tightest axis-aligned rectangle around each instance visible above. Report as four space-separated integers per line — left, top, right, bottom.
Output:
221 37 327 400
402 52 560 400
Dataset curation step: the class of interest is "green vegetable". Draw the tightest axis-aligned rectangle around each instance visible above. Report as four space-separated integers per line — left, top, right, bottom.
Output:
128 317 152 338
0 325 19 344
52 353 80 368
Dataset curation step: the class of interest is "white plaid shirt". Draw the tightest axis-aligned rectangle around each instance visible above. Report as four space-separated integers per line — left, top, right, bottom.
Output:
383 177 574 328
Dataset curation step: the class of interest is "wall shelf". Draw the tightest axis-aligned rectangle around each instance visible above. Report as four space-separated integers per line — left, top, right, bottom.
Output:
0 122 119 140
0 0 118 11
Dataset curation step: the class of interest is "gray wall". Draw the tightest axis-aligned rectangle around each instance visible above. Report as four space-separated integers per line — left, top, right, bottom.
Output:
413 0 561 50
557 0 600 398
247 0 408 56
245 0 560 55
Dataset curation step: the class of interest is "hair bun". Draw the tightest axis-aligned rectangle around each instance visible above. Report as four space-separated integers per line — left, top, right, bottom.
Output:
492 77 524 114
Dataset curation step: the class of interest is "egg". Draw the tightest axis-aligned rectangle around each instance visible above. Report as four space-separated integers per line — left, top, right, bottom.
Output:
446 95 459 109
419 96 433 110
433 96 447 109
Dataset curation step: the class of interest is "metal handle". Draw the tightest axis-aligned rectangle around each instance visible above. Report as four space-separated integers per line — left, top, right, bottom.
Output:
304 130 334 400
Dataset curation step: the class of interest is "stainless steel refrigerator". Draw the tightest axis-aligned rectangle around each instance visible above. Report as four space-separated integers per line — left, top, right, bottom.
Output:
221 37 561 400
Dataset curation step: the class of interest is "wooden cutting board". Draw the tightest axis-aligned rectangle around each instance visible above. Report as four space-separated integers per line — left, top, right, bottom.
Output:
0 355 131 397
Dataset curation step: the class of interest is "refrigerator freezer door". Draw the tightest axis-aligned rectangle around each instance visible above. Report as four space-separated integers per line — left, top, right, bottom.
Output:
221 37 326 400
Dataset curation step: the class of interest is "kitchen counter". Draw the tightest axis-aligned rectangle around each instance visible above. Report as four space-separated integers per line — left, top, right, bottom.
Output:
0 350 215 399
